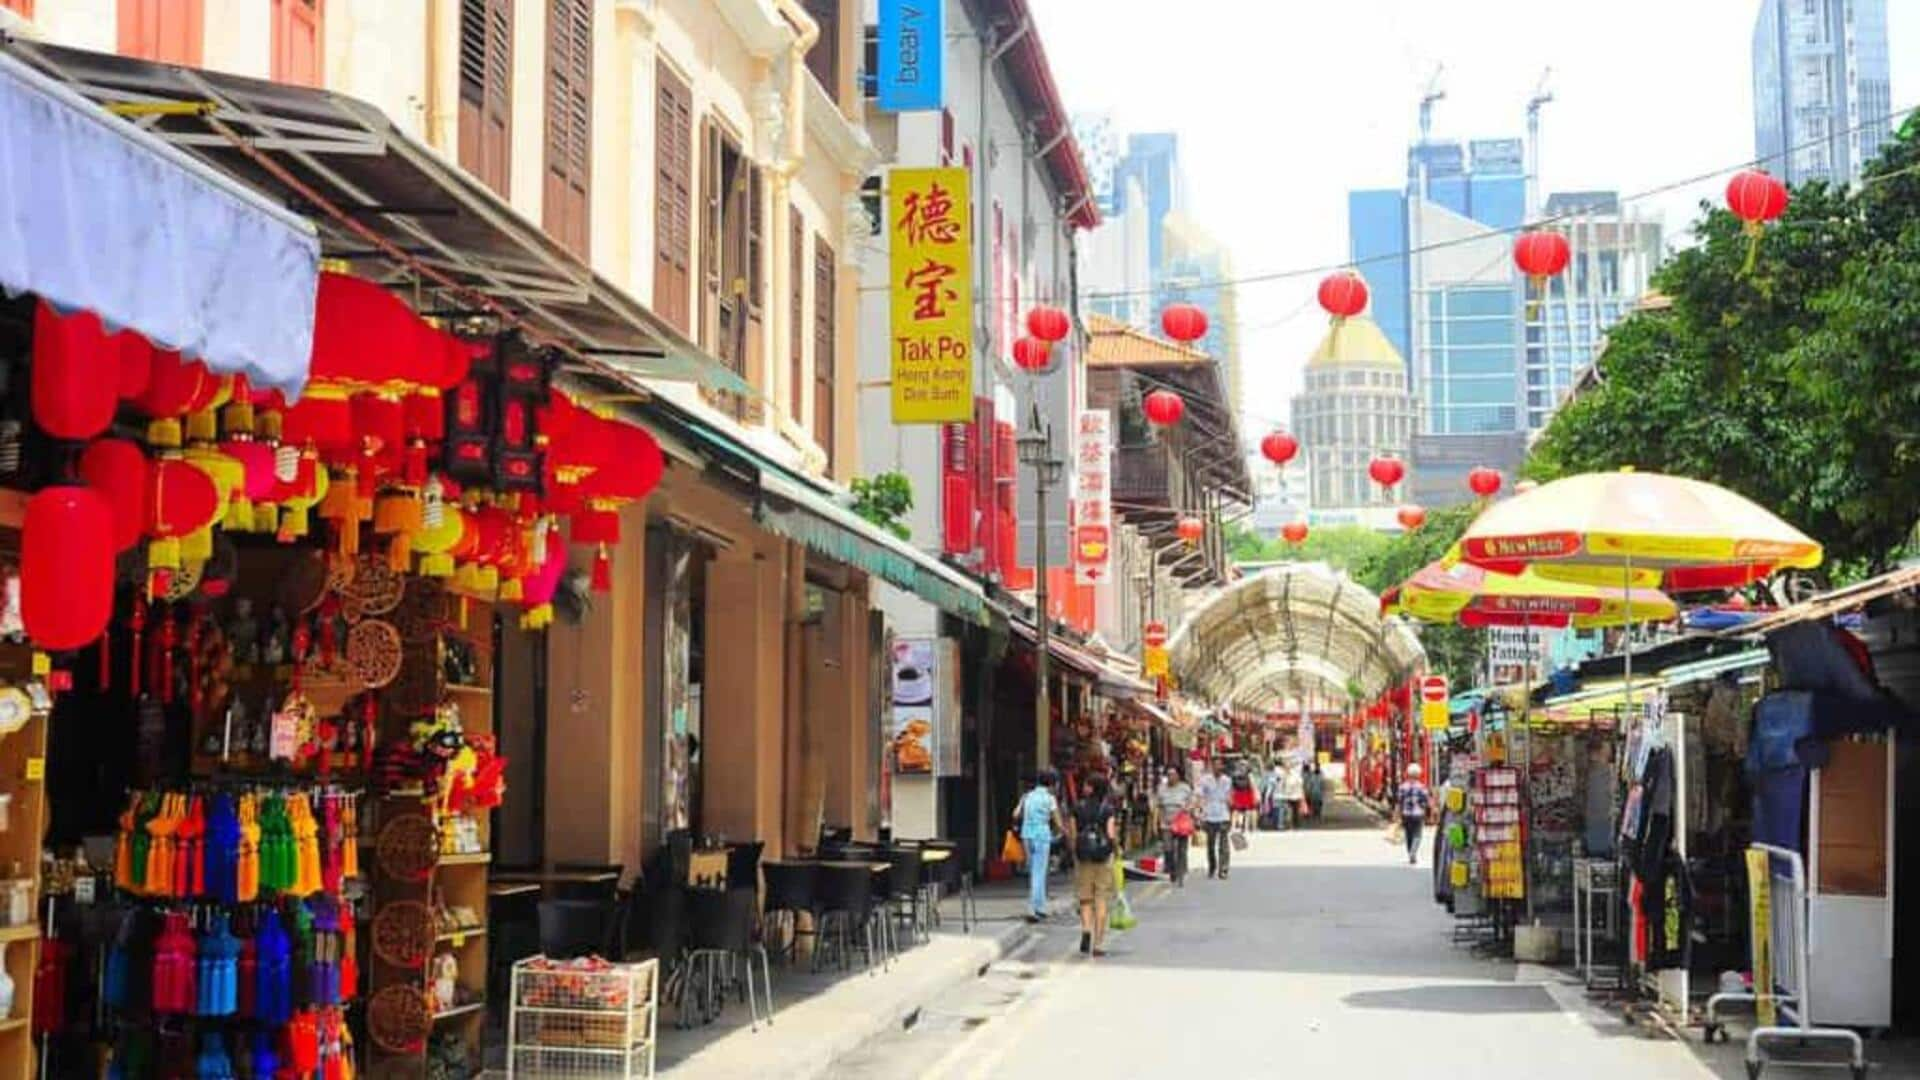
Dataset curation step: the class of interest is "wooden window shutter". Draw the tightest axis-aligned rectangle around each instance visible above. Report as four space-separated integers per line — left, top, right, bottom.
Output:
653 64 693 332
458 0 512 198
701 121 724 349
542 0 592 258
270 0 323 87
790 208 806 422
813 240 837 470
747 167 766 317
118 0 204 65
800 0 839 101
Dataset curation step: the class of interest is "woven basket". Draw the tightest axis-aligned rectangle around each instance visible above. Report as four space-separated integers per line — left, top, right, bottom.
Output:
376 814 441 882
371 899 435 969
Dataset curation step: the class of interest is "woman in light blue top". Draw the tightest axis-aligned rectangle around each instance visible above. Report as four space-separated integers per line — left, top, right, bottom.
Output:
1015 770 1067 921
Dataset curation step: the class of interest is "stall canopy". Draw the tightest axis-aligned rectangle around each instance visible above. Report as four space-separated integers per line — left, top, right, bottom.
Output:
1170 563 1425 710
1010 619 1154 697
4 40 752 404
0 47 318 394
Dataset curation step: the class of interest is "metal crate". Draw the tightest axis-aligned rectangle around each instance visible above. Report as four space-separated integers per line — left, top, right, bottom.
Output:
508 957 659 1078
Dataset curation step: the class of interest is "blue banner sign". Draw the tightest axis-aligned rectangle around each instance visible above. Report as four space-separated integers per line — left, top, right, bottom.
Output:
877 0 943 112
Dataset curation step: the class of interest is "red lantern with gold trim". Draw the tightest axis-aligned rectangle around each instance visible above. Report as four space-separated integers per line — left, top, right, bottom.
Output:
1011 337 1052 372
1259 431 1298 466
1316 271 1369 321
1467 466 1502 498
1176 517 1204 545
1396 505 1426 530
23 485 115 651
1367 456 1405 489
1282 521 1309 546
31 303 120 441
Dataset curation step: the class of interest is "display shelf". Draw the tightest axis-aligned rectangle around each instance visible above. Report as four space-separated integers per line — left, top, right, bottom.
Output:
440 851 491 866
0 926 36 945
432 1001 486 1023
0 1020 25 1035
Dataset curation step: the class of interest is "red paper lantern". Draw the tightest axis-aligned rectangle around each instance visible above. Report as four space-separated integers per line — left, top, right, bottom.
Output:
79 439 151 553
1512 230 1571 279
1726 169 1789 226
115 332 154 400
1026 306 1070 343
1367 456 1405 488
1142 389 1185 427
1011 336 1052 372
1282 521 1309 545
1259 431 1298 466
133 350 207 421
1160 303 1208 344
569 508 621 546
1467 466 1503 498
1397 505 1427 530
22 485 114 651
580 423 664 502
222 440 279 501
309 271 428 386
1316 271 1369 320
1176 517 1204 545
280 392 356 455
30 304 120 441
148 458 221 539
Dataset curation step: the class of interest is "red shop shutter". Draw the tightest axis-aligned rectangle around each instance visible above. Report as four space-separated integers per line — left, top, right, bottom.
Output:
941 423 973 556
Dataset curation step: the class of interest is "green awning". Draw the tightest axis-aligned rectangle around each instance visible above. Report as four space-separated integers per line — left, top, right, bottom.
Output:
757 470 988 625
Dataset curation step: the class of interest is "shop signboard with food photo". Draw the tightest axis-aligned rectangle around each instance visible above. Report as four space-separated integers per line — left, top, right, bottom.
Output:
891 637 938 774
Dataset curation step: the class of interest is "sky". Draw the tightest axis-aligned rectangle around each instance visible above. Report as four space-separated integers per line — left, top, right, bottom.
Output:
1030 0 1920 435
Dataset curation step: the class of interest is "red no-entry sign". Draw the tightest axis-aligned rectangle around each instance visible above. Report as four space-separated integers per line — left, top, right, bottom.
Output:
1419 675 1449 704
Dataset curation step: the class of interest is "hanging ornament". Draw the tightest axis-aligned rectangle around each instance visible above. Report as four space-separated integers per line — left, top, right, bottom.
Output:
1259 431 1298 466
1315 271 1369 322
133 350 208 449
1176 517 1204 545
1025 306 1070 343
1142 389 1184 427
78 438 151 553
1725 168 1789 273
1367 455 1405 489
1011 336 1052 372
1281 521 1309 546
1513 229 1571 317
30 303 120 441
1396 505 1427 530
1467 466 1503 498
23 485 114 651
1160 303 1208 344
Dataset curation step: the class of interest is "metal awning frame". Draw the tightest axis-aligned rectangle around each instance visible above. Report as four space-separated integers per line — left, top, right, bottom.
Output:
6 41 752 400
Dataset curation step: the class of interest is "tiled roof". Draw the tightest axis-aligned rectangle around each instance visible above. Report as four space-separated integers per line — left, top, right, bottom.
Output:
1086 313 1209 367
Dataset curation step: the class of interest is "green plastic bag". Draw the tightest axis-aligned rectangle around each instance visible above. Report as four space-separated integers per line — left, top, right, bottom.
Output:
1109 860 1137 930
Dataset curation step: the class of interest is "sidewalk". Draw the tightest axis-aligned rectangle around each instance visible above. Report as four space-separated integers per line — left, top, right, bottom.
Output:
652 875 1076 1078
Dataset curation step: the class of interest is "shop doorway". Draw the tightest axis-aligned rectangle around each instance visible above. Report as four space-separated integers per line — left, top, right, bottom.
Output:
644 523 711 851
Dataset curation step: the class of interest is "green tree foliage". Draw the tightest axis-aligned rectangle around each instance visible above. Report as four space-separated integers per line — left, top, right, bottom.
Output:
1348 504 1487 689
1530 116 1920 571
1225 520 1391 574
849 472 914 540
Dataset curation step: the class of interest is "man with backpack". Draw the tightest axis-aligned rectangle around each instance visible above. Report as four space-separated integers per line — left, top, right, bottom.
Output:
1396 763 1433 865
1071 774 1120 956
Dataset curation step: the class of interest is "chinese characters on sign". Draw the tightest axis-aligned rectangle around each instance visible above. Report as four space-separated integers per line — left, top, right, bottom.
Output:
1073 409 1112 584
889 168 974 423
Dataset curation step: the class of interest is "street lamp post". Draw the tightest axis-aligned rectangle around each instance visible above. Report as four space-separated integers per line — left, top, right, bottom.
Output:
1018 414 1065 770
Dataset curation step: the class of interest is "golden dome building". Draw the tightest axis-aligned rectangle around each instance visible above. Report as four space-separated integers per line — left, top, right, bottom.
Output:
1289 315 1417 519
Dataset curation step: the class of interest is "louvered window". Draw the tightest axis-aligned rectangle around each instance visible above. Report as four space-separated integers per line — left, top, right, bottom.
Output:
813 240 837 471
790 208 806 423
457 0 512 198
542 0 593 258
653 63 693 332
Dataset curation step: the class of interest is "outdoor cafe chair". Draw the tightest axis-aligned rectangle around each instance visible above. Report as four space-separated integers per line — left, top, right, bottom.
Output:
760 861 820 965
881 847 928 947
685 887 773 1030
815 863 882 975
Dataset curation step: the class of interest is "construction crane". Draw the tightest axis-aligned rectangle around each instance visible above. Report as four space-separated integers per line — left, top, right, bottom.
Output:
1526 68 1554 215
1418 63 1446 144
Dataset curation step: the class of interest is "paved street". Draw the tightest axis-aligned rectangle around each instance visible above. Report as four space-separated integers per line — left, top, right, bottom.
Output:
838 795 1715 1080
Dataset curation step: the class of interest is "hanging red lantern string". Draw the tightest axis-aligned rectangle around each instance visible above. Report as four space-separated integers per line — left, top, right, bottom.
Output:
1259 431 1298 466
1513 230 1571 317
115 331 154 401
1176 517 1204 546
1026 306 1070 344
1315 271 1369 323
1160 303 1208 344
131 349 208 449
1725 168 1789 273
1142 389 1185 427
79 438 151 553
1467 466 1503 498
1396 505 1427 530
1011 336 1052 372
1367 455 1405 491
1282 521 1309 546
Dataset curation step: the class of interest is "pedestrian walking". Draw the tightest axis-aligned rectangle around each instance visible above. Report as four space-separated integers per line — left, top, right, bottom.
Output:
1071 774 1120 957
1198 761 1234 879
1395 764 1432 866
1015 770 1067 921
1280 756 1307 829
1155 766 1195 886
1228 758 1259 831
1261 760 1286 831
1305 761 1327 821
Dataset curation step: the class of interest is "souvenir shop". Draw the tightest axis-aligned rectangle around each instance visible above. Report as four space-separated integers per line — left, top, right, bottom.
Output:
0 253 670 1078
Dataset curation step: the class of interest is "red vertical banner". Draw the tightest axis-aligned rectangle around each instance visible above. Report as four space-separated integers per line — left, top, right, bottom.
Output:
994 419 1016 578
972 396 996 574
940 422 972 556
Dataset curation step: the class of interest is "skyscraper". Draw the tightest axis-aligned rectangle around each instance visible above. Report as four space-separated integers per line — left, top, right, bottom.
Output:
1112 132 1184 274
1161 212 1242 417
1291 316 1416 520
1753 0 1893 187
